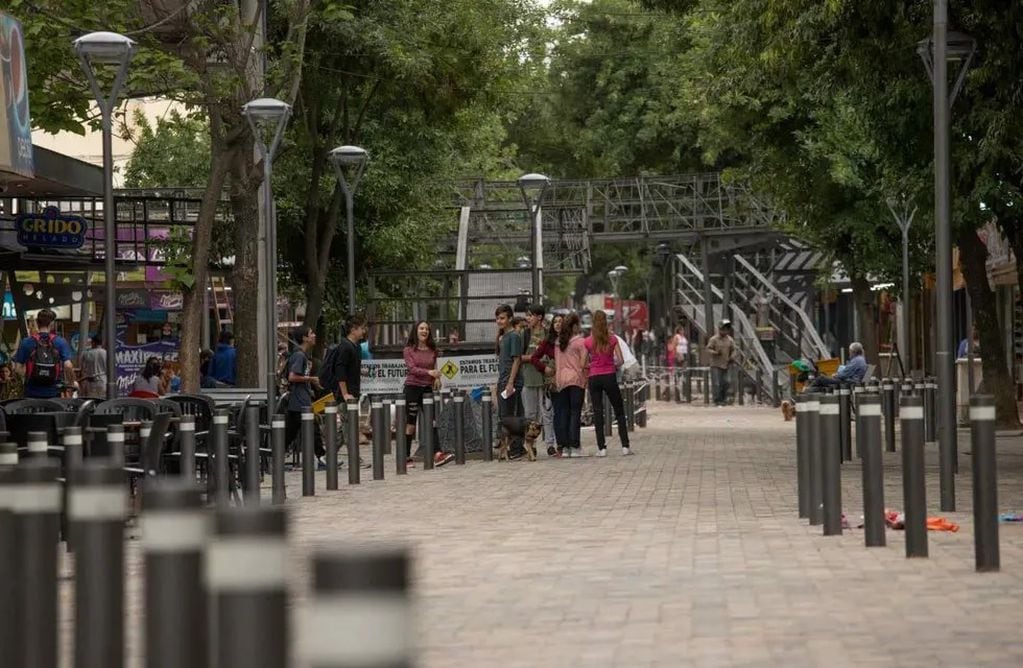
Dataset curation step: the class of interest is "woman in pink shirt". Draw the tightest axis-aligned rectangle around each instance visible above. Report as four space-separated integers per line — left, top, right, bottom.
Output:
584 310 631 456
403 321 453 467
554 313 588 458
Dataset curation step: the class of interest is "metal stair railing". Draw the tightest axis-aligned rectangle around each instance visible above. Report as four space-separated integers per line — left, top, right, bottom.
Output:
673 254 780 401
731 254 830 362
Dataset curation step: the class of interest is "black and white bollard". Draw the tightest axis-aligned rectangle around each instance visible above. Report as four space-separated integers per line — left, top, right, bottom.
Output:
208 505 289 668
371 399 385 481
301 547 412 668
178 415 196 481
61 426 84 548
857 394 885 547
212 411 230 505
143 478 209 668
324 402 339 491
900 396 928 558
804 394 822 526
882 380 896 453
71 460 127 668
422 395 436 470
454 393 466 465
394 400 408 475
795 396 809 519
621 380 630 431
27 430 49 459
481 394 494 462
703 368 711 406
683 369 692 403
819 395 843 536
301 407 316 497
245 405 261 506
346 401 360 485
969 395 999 572
271 417 286 504
838 385 852 462
636 381 648 428
11 459 61 668
923 377 936 442
0 447 19 668
382 399 393 455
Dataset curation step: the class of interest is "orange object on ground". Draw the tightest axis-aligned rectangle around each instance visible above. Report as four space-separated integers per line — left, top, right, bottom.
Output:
926 517 959 532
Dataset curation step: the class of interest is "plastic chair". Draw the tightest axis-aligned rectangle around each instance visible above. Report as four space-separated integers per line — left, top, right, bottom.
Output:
3 398 65 414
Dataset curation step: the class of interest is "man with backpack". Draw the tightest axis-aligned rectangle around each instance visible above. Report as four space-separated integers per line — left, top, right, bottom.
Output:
13 308 76 399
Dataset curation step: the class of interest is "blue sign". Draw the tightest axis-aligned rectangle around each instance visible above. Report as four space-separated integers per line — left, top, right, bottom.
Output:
16 206 87 248
2 292 13 320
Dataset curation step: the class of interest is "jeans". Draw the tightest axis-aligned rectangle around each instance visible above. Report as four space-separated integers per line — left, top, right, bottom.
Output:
554 385 584 448
588 373 629 449
522 385 556 446
498 389 524 452
711 366 729 405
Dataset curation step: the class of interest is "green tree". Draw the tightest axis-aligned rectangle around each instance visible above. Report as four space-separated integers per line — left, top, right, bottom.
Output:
123 108 210 188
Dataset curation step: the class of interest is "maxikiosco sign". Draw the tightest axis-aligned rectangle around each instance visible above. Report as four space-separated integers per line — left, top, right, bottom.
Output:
16 206 88 248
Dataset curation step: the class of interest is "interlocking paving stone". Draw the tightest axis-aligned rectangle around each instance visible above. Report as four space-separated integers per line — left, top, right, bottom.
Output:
56 401 1023 667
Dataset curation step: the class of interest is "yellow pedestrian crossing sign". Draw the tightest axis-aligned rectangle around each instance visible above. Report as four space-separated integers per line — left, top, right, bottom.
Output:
440 360 459 380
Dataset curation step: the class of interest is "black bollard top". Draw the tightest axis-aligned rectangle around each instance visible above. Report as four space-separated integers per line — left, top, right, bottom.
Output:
179 414 196 429
15 457 60 483
347 401 359 412
819 394 840 411
313 547 409 593
143 477 205 512
899 395 923 421
214 504 287 537
969 394 996 422
858 394 881 406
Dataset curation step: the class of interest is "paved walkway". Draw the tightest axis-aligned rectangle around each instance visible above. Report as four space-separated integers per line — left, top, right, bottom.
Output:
281 402 1023 667
61 401 1023 667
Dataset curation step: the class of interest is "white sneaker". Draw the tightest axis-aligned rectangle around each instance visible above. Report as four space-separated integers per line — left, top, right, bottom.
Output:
595 449 607 458
570 447 583 458
622 447 633 456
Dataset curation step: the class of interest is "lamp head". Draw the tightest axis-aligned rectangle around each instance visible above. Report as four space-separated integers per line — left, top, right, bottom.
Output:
329 145 369 167
242 97 291 123
73 31 136 63
517 172 551 190
917 30 976 64
613 265 629 274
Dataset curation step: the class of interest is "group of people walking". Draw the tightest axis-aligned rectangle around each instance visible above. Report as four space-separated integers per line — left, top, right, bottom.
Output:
289 303 635 467
498 304 632 459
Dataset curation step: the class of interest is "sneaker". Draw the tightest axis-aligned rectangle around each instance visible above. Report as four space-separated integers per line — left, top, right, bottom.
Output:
434 451 454 467
595 449 607 458
317 457 327 470
569 447 583 458
547 446 557 457
622 447 633 456
508 448 526 461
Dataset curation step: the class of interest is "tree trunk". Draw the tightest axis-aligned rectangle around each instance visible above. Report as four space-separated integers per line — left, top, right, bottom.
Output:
958 227 1020 427
850 274 879 366
230 149 262 389
179 144 233 393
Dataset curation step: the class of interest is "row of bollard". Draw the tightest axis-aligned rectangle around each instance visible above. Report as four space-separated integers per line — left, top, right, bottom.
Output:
0 428 413 668
793 385 998 572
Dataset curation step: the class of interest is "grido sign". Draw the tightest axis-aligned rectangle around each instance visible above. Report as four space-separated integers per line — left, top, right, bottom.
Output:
360 354 500 395
16 206 87 248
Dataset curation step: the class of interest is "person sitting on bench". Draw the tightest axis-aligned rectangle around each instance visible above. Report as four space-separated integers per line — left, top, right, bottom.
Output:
808 342 868 390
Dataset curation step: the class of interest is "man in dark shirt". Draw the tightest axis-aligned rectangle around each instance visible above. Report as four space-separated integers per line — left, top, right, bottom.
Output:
13 308 76 398
285 325 323 459
335 315 368 402
495 304 525 458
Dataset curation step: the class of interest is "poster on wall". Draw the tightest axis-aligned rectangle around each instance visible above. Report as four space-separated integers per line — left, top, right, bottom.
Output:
114 337 179 395
0 13 33 177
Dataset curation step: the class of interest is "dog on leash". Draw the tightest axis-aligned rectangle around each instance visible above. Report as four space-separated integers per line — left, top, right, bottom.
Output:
781 400 795 421
497 416 542 461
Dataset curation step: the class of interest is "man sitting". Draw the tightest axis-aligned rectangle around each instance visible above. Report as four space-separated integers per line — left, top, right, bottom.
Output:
808 342 868 390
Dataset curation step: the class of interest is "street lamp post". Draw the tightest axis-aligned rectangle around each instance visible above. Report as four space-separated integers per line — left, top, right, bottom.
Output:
243 97 292 416
656 242 672 338
517 173 551 304
329 145 369 314
887 198 918 377
918 5 976 512
608 265 628 335
74 31 136 400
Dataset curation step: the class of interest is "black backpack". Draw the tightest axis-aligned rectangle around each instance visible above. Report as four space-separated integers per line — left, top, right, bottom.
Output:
28 334 61 386
317 344 343 397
